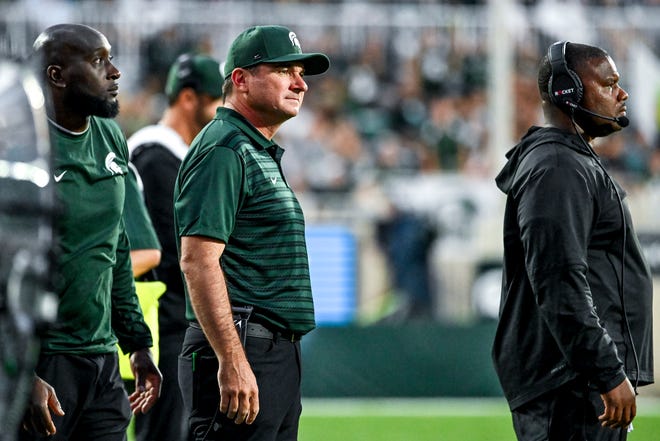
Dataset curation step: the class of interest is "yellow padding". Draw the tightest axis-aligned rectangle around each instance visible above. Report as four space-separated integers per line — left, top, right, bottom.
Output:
118 281 166 380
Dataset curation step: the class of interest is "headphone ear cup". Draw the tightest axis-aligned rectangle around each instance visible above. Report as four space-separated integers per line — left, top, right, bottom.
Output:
547 41 583 109
550 70 583 107
567 69 583 104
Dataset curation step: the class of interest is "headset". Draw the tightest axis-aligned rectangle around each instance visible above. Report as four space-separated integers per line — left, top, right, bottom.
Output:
548 41 640 401
548 41 629 127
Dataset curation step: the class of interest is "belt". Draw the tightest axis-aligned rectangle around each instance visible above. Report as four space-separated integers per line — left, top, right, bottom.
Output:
247 322 301 342
189 321 301 342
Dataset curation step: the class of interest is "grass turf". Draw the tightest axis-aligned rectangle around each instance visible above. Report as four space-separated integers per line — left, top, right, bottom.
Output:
300 415 514 440
298 398 660 441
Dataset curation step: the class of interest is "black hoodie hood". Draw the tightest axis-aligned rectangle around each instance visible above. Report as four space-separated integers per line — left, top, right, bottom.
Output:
495 126 591 195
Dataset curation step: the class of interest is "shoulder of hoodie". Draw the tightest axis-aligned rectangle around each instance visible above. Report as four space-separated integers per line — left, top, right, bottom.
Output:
517 126 593 174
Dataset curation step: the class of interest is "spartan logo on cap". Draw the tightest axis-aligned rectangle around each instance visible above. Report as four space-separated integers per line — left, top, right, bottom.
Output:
177 65 192 78
289 32 301 50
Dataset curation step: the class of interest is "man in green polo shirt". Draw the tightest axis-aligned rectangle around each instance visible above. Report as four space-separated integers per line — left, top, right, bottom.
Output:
174 25 330 441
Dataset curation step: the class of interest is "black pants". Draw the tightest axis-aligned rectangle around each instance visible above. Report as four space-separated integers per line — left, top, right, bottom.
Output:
18 353 131 441
512 378 628 441
134 330 187 441
178 325 302 441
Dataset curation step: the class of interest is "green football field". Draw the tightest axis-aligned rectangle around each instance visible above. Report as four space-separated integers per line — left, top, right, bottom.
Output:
298 397 660 441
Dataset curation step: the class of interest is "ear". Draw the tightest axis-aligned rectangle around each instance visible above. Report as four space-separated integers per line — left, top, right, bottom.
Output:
231 68 249 92
46 65 66 88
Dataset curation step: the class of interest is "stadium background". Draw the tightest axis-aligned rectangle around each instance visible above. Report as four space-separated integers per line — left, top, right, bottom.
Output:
2 0 659 439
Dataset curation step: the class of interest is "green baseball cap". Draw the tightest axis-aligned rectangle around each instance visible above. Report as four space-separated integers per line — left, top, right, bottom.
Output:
223 25 330 78
165 53 223 99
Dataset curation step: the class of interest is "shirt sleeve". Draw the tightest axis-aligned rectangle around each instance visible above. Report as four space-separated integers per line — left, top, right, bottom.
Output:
518 164 626 391
175 146 245 242
112 140 154 353
111 216 154 353
124 163 161 251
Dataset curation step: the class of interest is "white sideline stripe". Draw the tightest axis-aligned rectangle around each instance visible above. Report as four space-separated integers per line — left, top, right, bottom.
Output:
301 397 660 418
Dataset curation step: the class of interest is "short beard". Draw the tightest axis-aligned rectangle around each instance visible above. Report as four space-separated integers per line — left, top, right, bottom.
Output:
65 88 119 119
88 95 119 119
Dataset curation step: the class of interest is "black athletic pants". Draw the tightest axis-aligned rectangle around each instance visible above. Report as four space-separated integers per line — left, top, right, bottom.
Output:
178 325 302 441
512 378 629 441
18 353 131 441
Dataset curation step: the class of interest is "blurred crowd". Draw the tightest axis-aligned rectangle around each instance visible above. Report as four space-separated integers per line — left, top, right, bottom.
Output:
108 4 660 219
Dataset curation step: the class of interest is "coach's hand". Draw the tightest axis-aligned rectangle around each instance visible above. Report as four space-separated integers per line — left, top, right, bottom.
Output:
21 375 65 436
218 344 260 425
129 347 162 414
599 377 636 429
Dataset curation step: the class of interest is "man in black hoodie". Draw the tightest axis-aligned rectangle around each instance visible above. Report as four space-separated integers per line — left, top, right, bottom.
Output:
493 41 653 441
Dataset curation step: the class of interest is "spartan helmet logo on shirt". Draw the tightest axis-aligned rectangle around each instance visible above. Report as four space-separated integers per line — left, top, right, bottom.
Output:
105 152 123 175
289 32 301 50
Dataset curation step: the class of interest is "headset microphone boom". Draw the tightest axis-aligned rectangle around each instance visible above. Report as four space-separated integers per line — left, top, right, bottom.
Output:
565 101 630 127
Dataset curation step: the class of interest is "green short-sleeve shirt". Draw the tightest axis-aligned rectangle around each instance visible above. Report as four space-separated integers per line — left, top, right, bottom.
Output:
174 108 315 334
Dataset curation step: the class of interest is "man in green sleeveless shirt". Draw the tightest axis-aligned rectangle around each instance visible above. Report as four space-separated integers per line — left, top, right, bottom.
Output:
174 25 329 441
20 24 161 440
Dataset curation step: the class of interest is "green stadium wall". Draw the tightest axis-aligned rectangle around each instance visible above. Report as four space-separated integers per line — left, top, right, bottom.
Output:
301 321 503 397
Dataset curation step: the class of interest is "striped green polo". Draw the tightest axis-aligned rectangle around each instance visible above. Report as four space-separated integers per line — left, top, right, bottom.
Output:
174 107 315 335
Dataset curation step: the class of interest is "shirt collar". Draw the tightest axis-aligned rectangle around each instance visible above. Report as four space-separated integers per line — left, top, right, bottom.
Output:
216 107 278 152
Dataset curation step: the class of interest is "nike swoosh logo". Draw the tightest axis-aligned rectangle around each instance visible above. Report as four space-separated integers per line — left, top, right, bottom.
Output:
54 171 68 182
270 177 278 185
